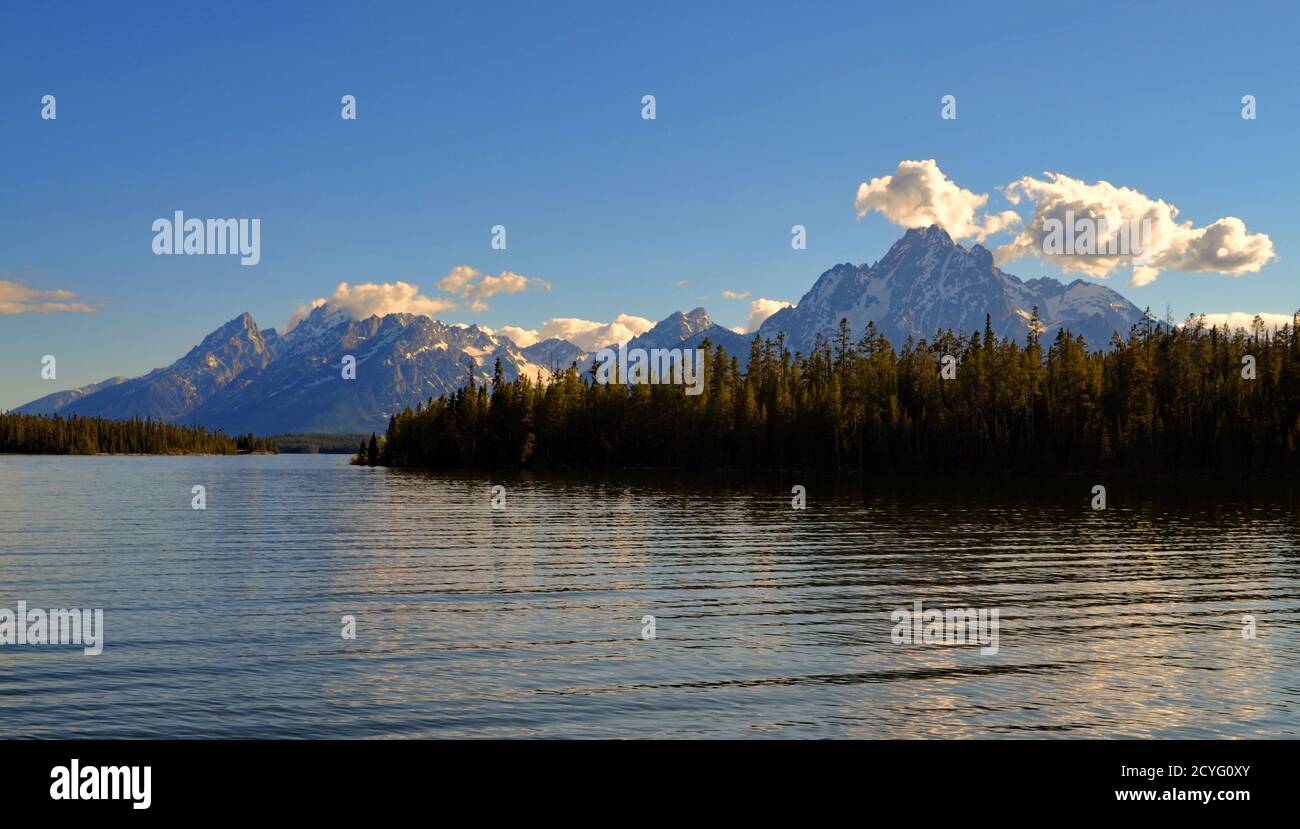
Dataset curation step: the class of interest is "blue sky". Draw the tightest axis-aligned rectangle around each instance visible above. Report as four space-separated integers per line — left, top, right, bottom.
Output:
2 0 1297 409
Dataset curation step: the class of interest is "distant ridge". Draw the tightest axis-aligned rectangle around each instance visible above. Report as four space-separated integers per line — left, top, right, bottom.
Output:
17 227 1155 433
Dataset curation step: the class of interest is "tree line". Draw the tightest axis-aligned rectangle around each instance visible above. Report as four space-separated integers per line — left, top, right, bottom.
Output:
0 412 277 455
271 432 369 454
368 311 1300 477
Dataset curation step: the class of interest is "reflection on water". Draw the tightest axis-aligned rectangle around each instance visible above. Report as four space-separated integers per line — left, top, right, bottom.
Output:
0 454 1297 738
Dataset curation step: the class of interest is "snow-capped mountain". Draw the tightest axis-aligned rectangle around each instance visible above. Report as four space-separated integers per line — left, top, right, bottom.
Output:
625 307 714 350
24 305 554 435
181 306 556 434
626 307 753 363
17 226 1153 434
16 313 275 422
519 308 753 380
758 224 1147 353
520 338 586 372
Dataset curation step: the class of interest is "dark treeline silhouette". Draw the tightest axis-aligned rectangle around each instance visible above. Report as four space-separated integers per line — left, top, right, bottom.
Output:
368 311 1300 476
0 412 276 455
270 432 367 454
352 432 381 465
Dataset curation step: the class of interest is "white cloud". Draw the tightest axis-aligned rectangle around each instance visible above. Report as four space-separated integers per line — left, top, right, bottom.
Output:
496 314 655 351
0 280 100 315
496 325 540 347
437 265 550 312
674 279 689 287
284 281 456 331
1197 312 1294 331
722 289 750 300
996 172 1276 286
855 159 1020 243
745 298 793 332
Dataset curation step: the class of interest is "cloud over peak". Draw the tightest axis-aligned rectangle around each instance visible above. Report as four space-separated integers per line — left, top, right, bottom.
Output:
498 314 655 350
285 280 455 331
745 298 792 332
855 159 1020 244
283 267 552 332
856 160 1275 286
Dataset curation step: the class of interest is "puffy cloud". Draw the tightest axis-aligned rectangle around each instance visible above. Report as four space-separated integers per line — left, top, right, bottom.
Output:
437 265 550 312
284 298 327 331
855 159 1020 243
0 280 100 315
542 314 655 350
995 172 1275 286
497 314 655 351
496 325 541 348
674 279 689 287
1197 312 1294 331
285 281 456 331
722 289 750 300
745 298 793 332
856 161 1275 287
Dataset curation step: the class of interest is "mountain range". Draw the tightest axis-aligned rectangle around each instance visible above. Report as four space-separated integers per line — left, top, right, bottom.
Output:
16 226 1149 434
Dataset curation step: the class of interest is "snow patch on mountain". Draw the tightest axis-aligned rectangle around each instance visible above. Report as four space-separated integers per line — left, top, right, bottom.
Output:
759 224 1147 353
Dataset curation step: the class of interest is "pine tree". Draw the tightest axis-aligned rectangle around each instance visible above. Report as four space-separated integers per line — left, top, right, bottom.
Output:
362 318 1300 477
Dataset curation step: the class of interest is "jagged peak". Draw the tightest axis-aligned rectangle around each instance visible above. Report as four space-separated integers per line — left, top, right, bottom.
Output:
224 311 256 330
901 224 955 245
650 307 711 330
876 225 957 268
199 312 260 346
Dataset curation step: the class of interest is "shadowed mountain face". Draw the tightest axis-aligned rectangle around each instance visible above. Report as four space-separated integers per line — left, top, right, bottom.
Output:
13 375 130 416
520 338 586 372
573 308 754 375
626 307 713 350
16 313 274 421
626 307 751 360
20 306 555 435
758 225 1147 354
17 227 1152 433
680 325 752 363
190 306 565 434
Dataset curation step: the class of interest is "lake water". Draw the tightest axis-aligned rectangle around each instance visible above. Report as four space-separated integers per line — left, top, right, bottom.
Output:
1 454 1297 738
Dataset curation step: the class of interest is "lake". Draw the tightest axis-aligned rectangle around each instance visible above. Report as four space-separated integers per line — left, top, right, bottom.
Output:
1 454 1297 738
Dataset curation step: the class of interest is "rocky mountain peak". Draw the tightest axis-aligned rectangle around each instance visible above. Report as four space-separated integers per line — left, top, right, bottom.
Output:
759 226 1146 353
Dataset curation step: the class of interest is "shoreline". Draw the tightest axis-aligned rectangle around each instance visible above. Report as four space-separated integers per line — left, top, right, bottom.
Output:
0 450 279 457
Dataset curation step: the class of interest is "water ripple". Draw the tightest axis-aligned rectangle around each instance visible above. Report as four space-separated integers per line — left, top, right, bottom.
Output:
0 455 1296 738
